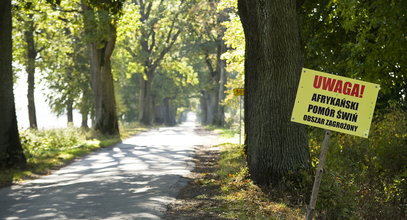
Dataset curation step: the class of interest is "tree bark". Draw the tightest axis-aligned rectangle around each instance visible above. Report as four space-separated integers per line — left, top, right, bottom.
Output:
24 15 38 129
0 0 26 168
215 41 227 126
206 89 217 125
88 40 119 135
154 103 165 125
67 99 73 126
163 98 176 126
139 76 153 125
203 39 227 126
80 95 89 129
81 111 88 129
200 92 208 124
83 4 119 135
238 0 309 185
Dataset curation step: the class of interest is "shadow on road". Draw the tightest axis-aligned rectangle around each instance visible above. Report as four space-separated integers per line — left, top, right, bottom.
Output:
0 121 219 219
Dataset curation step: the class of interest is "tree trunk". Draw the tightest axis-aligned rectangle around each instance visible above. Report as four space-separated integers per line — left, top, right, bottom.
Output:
90 107 95 128
154 103 165 125
238 0 309 185
206 89 217 125
67 99 73 126
81 111 88 129
24 15 37 129
139 76 153 125
83 4 119 135
215 41 227 126
89 40 119 135
200 93 208 124
163 98 176 126
79 89 90 129
0 0 26 168
405 83 407 111
203 39 226 126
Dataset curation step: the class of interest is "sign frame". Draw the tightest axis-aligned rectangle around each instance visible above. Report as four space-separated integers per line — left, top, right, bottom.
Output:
291 68 380 138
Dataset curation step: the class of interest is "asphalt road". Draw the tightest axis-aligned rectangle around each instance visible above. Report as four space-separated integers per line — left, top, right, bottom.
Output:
0 114 220 219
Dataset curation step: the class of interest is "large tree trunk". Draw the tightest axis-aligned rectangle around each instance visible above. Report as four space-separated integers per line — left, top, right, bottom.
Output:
139 76 153 125
89 40 119 135
238 0 309 185
24 15 38 129
0 0 26 168
83 4 119 135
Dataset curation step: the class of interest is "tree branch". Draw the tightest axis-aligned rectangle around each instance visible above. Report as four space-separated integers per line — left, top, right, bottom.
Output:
150 29 181 73
148 29 156 52
125 46 137 58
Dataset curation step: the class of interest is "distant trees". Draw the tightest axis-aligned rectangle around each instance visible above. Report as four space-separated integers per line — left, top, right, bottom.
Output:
119 0 190 125
238 0 310 185
0 0 26 168
187 0 228 126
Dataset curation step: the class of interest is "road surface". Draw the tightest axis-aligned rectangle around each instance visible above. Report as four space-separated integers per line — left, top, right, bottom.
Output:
0 113 221 219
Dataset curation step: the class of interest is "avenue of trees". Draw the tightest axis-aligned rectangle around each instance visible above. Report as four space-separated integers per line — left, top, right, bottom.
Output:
0 0 405 218
1 0 232 166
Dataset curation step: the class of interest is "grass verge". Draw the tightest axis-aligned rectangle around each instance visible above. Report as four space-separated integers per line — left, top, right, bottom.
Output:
204 125 239 139
202 143 304 219
0 123 148 188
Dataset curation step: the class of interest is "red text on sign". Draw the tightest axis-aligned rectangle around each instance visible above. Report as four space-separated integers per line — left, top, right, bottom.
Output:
313 75 365 98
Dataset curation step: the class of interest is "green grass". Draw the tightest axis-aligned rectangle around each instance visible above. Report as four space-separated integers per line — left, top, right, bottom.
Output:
204 125 239 138
0 124 148 187
204 143 304 219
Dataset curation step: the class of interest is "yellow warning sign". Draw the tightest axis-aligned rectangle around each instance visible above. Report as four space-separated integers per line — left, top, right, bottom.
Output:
291 68 380 138
233 88 244 96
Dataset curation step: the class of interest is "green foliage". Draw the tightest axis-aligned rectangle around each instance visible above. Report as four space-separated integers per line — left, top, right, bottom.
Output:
83 8 116 46
113 0 199 124
12 0 50 78
310 105 407 219
11 0 94 119
204 125 238 138
219 0 244 108
85 0 124 15
0 127 101 186
20 128 99 169
43 37 92 117
301 0 407 109
152 56 198 108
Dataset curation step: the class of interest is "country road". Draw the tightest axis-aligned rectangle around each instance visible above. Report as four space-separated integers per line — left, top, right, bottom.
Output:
0 114 222 219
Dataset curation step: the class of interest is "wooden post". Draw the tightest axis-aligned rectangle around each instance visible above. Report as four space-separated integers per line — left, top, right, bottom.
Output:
306 130 332 220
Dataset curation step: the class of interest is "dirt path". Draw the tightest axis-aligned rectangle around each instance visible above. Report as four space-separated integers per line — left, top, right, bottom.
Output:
164 141 227 220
